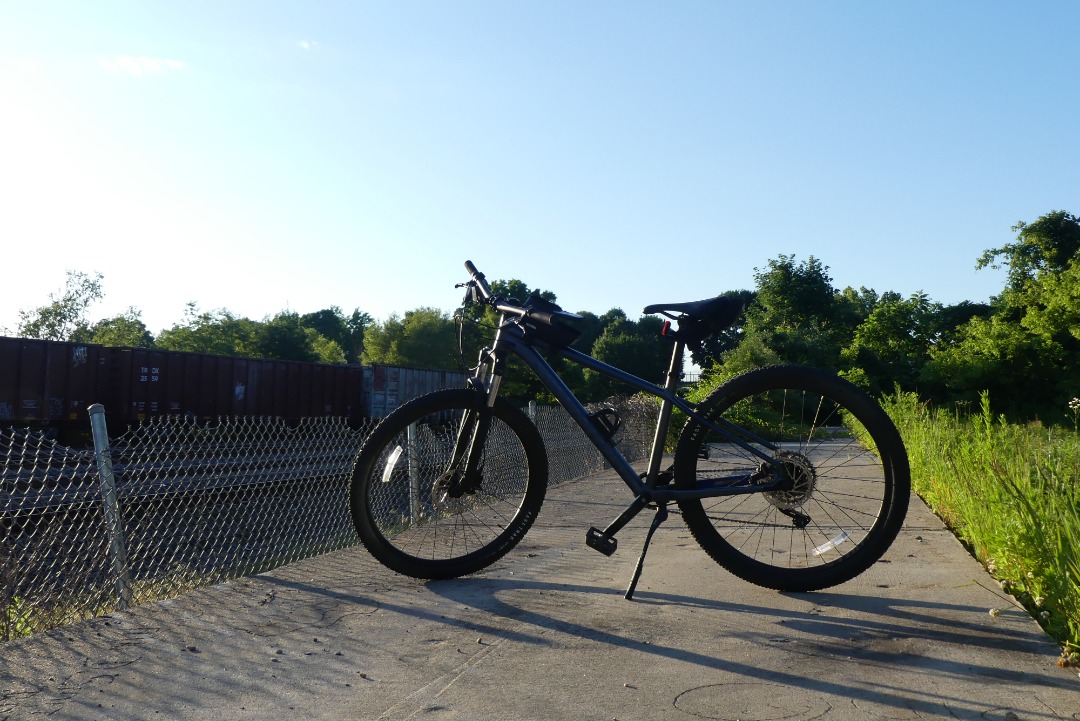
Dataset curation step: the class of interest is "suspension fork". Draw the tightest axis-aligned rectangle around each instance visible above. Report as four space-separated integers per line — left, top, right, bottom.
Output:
444 335 510 496
441 408 491 496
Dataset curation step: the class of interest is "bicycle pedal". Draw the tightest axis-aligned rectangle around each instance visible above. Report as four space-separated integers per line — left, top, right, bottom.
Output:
586 527 618 556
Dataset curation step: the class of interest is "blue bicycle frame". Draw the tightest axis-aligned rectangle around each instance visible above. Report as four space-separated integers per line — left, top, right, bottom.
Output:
471 318 786 503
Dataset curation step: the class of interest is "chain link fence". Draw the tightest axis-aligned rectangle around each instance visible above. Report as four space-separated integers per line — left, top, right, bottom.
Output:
1 395 657 642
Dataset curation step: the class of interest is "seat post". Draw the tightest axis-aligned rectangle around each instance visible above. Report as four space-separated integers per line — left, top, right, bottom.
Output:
644 339 685 486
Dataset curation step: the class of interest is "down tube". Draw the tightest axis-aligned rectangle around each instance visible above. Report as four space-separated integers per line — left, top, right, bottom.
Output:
512 343 647 492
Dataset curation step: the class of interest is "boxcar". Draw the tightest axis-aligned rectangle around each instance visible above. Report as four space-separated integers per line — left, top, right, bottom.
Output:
1 336 467 436
0 337 103 428
362 363 467 418
100 347 363 423
0 336 365 433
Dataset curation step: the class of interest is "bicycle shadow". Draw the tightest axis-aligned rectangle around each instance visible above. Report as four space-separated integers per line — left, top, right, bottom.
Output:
419 574 1074 713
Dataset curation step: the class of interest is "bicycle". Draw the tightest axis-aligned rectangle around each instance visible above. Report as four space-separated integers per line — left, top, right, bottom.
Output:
349 261 910 599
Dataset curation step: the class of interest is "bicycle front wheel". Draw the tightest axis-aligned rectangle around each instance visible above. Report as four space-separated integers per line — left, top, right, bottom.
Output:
674 365 909 592
350 388 547 579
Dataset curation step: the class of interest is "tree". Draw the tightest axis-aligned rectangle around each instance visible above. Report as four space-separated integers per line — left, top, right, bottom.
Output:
254 311 345 363
17 270 104 341
922 210 1080 419
346 309 374 360
587 316 671 400
714 255 849 376
836 286 881 324
361 307 459 369
833 286 881 344
301 306 371 363
934 301 993 341
978 210 1080 295
493 279 556 306
308 332 347 364
922 314 1063 417
841 292 942 396
155 304 259 356
751 255 837 328
77 308 154 348
155 307 346 362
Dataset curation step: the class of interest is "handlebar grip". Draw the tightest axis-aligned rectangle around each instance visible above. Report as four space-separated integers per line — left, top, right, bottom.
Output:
463 259 492 299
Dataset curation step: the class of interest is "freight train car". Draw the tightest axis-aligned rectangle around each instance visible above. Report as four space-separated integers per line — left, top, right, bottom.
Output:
0 336 470 438
361 363 468 418
102 346 363 423
0 336 409 438
0 337 104 427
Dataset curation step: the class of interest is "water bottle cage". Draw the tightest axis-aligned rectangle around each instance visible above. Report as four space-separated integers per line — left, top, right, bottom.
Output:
588 407 622 441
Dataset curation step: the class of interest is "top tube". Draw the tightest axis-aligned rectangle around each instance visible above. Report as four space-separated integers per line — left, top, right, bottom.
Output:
462 260 778 472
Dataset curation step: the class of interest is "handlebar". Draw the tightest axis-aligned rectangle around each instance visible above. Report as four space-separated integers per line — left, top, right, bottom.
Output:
464 260 493 301
460 260 584 349
462 260 556 321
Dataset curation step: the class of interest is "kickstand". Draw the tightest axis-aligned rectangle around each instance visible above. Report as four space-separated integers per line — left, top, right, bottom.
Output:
624 502 668 600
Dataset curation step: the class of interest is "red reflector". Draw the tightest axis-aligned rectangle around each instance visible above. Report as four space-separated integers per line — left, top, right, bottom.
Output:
661 320 671 336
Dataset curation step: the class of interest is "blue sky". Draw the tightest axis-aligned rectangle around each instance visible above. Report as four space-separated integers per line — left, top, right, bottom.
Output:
2 1 1078 337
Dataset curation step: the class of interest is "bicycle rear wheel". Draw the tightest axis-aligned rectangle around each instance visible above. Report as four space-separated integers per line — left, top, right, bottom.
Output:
674 365 909 592
350 388 547 579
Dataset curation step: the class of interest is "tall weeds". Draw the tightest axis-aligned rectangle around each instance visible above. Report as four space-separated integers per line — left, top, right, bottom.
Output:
883 391 1080 659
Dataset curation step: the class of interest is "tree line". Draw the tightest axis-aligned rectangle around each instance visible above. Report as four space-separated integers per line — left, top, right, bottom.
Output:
10 210 1080 422
11 278 373 366
703 209 1080 422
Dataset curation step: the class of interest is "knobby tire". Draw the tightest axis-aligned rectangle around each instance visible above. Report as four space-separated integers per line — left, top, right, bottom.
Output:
350 388 547 579
673 365 910 592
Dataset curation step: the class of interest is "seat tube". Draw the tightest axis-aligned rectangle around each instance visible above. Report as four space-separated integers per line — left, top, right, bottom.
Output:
645 339 685 485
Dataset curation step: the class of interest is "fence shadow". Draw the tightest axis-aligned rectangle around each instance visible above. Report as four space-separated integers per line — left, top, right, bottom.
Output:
0 397 657 643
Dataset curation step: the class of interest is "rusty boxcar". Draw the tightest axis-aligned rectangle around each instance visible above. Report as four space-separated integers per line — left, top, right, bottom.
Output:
361 363 467 418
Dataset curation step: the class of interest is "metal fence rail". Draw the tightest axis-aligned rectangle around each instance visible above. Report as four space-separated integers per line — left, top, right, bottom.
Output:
1 396 657 642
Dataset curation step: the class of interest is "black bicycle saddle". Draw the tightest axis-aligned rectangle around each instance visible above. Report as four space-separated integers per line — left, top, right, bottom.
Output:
643 295 744 332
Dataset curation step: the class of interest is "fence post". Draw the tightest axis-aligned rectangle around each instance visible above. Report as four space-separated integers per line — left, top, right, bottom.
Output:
527 401 537 423
406 422 420 521
88 404 133 610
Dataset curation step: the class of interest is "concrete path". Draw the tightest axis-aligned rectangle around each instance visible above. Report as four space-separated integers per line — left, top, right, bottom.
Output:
1 464 1077 721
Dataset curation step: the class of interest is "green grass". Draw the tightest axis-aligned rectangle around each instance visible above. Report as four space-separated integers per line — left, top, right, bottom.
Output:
2 590 114 642
882 390 1080 664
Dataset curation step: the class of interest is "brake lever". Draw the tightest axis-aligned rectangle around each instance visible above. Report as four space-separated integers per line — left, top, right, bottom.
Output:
455 281 482 306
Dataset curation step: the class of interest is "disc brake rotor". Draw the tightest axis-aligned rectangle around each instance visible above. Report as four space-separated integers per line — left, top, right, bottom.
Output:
764 449 817 510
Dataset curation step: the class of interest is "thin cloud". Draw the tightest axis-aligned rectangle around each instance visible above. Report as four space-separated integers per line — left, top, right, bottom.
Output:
297 40 320 51
99 56 186 76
